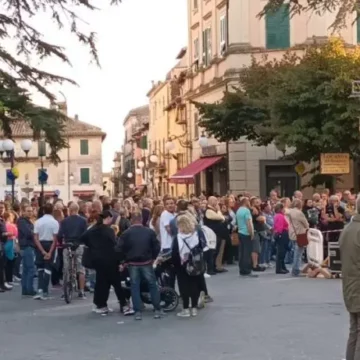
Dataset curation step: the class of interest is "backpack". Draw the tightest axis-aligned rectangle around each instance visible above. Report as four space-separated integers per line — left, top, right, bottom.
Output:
182 236 205 276
200 225 217 250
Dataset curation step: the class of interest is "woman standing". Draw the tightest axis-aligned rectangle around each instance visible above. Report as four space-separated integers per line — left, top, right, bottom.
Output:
172 214 206 318
3 211 18 288
150 204 164 241
273 203 290 274
80 210 127 315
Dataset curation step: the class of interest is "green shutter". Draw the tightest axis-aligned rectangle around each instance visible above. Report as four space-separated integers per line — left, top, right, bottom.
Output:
266 4 290 50
38 169 47 185
140 135 148 149
80 139 89 155
357 14 360 43
38 140 46 157
80 168 90 184
6 170 12 185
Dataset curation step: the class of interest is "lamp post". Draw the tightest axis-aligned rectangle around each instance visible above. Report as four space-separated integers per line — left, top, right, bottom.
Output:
0 138 33 204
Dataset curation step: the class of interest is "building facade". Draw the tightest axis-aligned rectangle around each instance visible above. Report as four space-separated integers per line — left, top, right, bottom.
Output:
0 111 105 202
122 105 149 195
181 0 357 197
147 49 189 197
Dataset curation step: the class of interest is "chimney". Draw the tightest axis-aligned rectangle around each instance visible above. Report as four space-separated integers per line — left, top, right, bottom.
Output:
151 80 155 87
74 114 79 121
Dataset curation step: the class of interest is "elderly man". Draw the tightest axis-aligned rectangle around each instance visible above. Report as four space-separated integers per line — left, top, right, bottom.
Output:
340 195 360 360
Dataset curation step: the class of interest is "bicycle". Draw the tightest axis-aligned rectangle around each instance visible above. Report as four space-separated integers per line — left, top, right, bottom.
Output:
63 243 78 304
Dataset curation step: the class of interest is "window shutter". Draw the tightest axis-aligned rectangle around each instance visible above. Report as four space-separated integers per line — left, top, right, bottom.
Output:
80 139 89 155
202 30 207 64
357 14 360 43
207 28 212 63
38 140 46 157
80 168 90 184
140 135 148 150
266 4 290 50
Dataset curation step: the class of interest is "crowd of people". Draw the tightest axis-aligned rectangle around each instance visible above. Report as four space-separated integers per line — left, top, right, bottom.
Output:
0 187 353 320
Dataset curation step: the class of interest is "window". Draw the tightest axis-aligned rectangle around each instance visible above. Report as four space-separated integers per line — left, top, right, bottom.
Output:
219 15 227 55
202 27 212 66
38 140 46 157
176 153 185 170
194 113 199 138
140 135 148 150
80 139 89 155
265 4 290 50
194 37 199 60
38 169 48 185
80 168 90 184
6 170 12 185
193 0 198 10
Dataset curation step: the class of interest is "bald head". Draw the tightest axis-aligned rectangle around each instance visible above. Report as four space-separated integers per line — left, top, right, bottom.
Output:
69 202 79 215
208 196 218 207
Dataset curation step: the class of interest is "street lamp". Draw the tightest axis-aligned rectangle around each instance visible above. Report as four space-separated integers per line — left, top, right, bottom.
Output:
127 172 133 178
165 140 176 152
135 168 142 175
149 153 158 163
69 173 74 181
137 160 145 168
199 132 208 148
0 138 33 204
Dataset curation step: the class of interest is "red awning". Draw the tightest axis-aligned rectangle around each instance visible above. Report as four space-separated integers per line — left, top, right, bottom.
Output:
33 191 57 197
169 156 223 184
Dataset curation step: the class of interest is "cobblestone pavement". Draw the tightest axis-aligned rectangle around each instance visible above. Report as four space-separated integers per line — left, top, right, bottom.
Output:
0 268 347 360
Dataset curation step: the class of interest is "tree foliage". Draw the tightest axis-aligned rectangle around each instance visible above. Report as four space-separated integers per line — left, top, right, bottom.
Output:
0 0 121 161
260 0 359 30
195 39 360 186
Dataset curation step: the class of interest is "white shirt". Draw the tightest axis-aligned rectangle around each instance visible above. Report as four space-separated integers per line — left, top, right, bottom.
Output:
34 214 59 241
159 210 175 250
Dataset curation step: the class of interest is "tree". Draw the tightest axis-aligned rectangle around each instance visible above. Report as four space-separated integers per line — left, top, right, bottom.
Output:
0 0 121 160
195 39 360 186
260 0 358 30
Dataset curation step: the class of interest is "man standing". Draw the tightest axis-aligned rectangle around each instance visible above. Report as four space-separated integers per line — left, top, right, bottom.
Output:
17 205 36 296
159 197 176 252
117 211 161 321
58 203 88 299
236 197 257 278
33 203 59 300
340 195 360 360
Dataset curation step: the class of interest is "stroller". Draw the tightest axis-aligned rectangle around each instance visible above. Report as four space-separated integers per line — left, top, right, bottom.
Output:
121 252 179 312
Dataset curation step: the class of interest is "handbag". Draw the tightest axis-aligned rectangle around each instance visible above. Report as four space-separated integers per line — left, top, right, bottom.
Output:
289 214 308 247
231 232 239 246
82 246 94 269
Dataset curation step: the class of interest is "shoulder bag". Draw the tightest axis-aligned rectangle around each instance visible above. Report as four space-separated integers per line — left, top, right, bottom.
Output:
289 214 308 248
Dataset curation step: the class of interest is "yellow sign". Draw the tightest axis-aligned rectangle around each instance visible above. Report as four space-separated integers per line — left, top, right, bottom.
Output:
295 163 305 176
320 153 350 174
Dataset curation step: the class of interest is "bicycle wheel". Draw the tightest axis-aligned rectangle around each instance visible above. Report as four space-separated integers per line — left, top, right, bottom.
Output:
159 287 179 312
63 267 73 304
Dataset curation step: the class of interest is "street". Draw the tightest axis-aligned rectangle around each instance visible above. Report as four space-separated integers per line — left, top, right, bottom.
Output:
0 268 347 360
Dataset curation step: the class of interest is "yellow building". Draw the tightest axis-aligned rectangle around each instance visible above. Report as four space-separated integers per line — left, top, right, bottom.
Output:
147 48 189 197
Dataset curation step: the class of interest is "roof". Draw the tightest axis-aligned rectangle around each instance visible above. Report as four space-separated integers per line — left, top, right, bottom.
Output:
1 118 106 140
123 105 149 125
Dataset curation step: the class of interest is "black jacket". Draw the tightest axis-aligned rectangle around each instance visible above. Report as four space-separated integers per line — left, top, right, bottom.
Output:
117 225 160 264
80 224 118 263
17 217 34 249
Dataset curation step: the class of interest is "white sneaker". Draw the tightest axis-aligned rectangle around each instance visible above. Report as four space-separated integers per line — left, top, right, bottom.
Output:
204 273 211 278
95 307 109 315
191 308 198 317
33 290 43 300
177 309 191 318
4 282 13 290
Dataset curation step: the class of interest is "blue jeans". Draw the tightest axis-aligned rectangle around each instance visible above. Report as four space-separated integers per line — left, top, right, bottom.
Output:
128 264 160 312
292 243 305 276
21 246 35 295
259 237 272 264
285 240 294 265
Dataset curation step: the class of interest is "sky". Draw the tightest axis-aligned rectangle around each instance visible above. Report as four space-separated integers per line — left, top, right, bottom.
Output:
29 0 188 172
